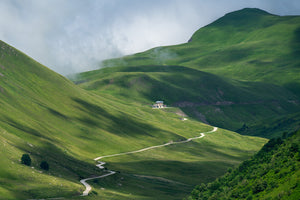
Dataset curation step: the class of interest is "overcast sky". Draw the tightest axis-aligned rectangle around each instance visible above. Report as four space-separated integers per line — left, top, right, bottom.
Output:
0 0 299 75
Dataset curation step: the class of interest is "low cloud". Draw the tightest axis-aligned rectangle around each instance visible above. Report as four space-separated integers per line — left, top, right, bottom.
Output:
0 0 299 75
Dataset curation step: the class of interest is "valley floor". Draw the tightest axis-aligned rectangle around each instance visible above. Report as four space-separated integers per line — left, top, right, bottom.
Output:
80 127 218 196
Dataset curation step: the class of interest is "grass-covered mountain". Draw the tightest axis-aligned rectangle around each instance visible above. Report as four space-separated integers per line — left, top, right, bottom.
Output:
75 64 299 133
102 8 300 94
1 7 299 200
186 129 300 200
74 8 300 135
0 39 266 200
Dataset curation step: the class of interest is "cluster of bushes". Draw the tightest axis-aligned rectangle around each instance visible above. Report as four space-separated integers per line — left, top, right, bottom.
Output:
21 154 49 171
186 130 300 200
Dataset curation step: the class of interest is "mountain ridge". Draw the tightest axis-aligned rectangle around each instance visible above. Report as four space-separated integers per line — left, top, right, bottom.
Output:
0 39 267 199
100 8 300 91
74 8 300 134
0 7 298 200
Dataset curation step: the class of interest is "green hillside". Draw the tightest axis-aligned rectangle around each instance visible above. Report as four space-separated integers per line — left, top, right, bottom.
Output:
74 8 300 135
237 112 300 138
186 129 300 200
75 65 299 132
0 40 266 200
102 8 300 92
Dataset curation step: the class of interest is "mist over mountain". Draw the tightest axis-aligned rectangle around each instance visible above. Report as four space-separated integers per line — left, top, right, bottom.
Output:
76 8 300 136
0 5 299 200
0 0 299 74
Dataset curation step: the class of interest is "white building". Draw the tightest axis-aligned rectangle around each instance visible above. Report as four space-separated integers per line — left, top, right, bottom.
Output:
152 101 166 109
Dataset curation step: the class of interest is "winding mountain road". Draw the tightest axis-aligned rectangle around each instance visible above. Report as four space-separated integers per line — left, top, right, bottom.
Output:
80 127 218 196
80 170 116 196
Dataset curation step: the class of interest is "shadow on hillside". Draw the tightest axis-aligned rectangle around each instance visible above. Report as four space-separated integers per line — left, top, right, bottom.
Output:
286 26 300 98
291 26 300 56
118 65 201 73
35 102 70 120
10 141 104 199
107 159 234 185
166 141 254 161
71 97 178 139
46 107 69 120
116 64 291 106
87 64 300 134
100 137 261 185
20 141 102 179
90 172 192 200
196 48 252 66
3 117 54 142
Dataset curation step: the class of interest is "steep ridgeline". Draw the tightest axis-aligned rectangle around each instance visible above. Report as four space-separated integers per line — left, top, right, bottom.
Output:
74 8 300 136
0 40 125 199
0 40 266 200
186 129 300 200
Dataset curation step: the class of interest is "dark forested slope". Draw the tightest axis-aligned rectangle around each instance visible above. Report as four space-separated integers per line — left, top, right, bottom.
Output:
186 130 300 200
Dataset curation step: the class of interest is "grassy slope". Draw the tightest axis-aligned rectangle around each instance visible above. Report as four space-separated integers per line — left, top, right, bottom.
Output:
102 8 300 92
78 8 300 135
237 112 300 138
70 128 266 200
0 40 266 199
74 64 299 132
186 130 300 200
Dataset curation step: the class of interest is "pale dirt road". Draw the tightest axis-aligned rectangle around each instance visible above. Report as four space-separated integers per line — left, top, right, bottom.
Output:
80 127 218 196
94 127 218 161
80 170 116 196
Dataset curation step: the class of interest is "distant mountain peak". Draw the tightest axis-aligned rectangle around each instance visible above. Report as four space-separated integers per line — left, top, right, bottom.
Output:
214 7 274 25
188 8 278 43
225 8 272 17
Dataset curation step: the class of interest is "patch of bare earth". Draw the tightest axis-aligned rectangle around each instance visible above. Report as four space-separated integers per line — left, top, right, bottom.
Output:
0 86 4 93
193 111 209 125
175 109 188 117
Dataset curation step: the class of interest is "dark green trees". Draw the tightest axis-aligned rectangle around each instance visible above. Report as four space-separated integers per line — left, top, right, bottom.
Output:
40 161 49 171
21 154 49 171
21 154 31 166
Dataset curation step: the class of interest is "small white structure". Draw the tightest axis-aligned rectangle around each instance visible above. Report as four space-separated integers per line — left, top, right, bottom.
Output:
152 101 166 109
